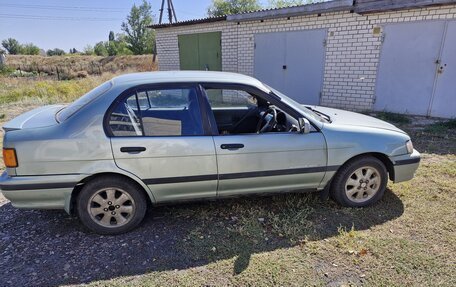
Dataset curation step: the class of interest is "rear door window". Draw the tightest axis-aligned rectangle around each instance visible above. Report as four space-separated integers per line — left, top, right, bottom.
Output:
108 86 205 137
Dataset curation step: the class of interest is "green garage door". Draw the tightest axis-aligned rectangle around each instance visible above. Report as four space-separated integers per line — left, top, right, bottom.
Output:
178 32 222 71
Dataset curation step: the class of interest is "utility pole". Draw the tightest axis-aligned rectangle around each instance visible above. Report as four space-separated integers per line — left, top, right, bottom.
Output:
154 0 177 63
158 0 177 24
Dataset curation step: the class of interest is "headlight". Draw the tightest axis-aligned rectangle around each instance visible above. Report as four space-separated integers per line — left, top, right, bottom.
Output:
406 140 414 154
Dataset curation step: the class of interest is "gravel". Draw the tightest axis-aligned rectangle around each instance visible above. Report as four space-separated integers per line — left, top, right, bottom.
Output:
0 193 198 287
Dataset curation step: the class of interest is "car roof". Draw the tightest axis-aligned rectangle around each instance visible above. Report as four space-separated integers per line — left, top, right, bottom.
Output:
111 71 270 91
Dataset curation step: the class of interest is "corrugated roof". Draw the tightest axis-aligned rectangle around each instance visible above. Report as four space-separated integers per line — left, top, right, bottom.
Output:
227 0 353 22
149 15 226 29
355 0 456 14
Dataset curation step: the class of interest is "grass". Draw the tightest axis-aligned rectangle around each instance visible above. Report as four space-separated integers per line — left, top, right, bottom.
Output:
424 119 456 134
0 78 455 286
0 73 115 105
80 153 455 287
374 111 412 124
3 55 157 79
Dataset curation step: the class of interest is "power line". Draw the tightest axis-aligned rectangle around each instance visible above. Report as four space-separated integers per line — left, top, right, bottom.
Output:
0 3 127 12
0 13 123 21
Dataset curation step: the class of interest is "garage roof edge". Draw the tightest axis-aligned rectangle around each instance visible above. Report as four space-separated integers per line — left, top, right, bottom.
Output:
149 16 226 29
355 0 456 14
226 0 353 22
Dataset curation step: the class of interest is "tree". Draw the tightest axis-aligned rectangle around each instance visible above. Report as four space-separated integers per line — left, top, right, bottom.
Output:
269 0 302 8
121 0 155 55
106 41 118 56
109 31 115 42
47 48 65 56
114 33 134 55
207 0 262 17
1 38 23 54
94 41 108 56
21 43 40 55
269 0 324 7
83 45 95 55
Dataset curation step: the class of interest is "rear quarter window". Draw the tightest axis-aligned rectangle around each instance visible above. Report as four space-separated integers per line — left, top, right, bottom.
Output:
57 81 112 122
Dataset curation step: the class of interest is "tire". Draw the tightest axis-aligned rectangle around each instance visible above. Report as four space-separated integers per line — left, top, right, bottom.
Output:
77 176 147 235
330 156 388 207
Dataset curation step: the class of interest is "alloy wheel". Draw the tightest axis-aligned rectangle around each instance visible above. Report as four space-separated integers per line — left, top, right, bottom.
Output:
87 188 136 228
344 166 381 203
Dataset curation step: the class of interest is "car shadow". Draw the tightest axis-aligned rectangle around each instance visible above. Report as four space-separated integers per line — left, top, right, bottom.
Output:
0 189 404 286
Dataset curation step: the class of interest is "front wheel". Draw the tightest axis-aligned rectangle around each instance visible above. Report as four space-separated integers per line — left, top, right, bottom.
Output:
330 156 388 207
77 176 147 235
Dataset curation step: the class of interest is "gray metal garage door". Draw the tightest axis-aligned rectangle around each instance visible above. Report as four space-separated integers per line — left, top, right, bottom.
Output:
375 21 456 118
254 29 326 105
431 21 456 118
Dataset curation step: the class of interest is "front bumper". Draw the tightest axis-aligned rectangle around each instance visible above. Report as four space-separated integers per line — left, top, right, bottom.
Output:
0 171 85 213
390 149 421 183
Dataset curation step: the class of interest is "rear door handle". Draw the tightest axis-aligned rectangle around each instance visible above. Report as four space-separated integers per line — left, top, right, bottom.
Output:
120 147 146 153
220 143 244 150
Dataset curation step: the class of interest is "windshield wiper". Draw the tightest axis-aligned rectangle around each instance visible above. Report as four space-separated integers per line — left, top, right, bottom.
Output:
305 107 332 123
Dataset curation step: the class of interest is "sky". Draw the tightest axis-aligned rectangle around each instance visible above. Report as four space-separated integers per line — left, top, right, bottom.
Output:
0 0 224 52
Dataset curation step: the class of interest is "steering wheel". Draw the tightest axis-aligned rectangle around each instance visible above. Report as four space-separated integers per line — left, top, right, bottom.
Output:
256 107 278 133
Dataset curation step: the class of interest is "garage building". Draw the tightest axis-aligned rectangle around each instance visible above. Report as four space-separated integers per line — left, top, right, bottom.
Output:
150 0 456 118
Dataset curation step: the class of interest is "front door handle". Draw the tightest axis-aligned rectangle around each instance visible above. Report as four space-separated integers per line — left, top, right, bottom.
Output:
120 147 146 153
220 143 244 150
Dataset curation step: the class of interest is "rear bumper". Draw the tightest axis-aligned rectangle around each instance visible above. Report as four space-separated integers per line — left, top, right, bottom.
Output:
390 149 421 183
0 171 84 213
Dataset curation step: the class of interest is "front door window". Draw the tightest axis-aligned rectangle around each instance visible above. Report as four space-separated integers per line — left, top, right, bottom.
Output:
203 86 300 135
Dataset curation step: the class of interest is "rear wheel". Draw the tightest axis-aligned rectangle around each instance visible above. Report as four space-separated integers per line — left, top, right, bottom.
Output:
77 176 147 235
330 156 388 207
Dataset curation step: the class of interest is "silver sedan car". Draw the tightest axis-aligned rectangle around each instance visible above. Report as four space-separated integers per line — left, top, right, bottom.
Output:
0 71 420 234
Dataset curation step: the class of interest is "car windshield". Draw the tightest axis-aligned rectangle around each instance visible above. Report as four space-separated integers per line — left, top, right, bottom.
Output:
265 85 328 123
56 81 112 122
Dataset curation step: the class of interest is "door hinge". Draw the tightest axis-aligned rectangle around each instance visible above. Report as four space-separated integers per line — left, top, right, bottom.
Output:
323 39 327 47
254 42 256 49
380 33 386 43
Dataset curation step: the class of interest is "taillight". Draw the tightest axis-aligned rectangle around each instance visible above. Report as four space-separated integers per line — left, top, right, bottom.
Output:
2 148 18 168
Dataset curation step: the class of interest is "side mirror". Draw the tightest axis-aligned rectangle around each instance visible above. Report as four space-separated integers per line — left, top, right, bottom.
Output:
298 118 311 134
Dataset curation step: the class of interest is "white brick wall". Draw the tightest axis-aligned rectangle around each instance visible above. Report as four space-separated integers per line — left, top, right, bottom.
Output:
155 4 456 111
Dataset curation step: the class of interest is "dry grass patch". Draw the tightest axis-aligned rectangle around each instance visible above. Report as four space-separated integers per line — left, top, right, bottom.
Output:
4 55 157 78
0 73 116 105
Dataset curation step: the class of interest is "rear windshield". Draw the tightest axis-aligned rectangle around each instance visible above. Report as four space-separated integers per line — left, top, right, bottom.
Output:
56 81 112 122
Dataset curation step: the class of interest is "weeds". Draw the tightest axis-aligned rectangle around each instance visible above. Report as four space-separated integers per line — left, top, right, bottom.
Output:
375 111 412 124
3 54 157 78
424 119 456 134
0 74 112 105
0 65 15 76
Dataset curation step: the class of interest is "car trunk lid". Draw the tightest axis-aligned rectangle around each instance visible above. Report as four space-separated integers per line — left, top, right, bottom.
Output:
2 105 64 131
